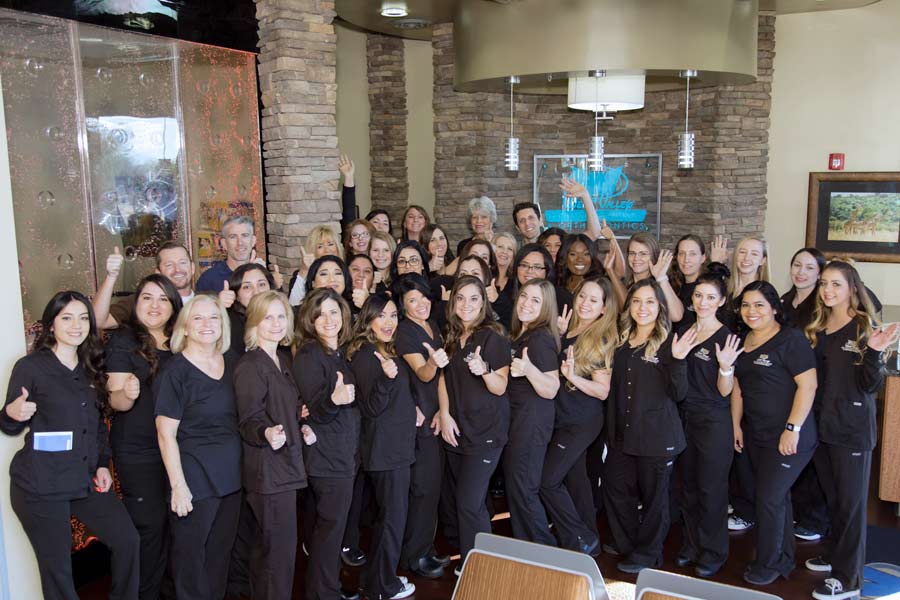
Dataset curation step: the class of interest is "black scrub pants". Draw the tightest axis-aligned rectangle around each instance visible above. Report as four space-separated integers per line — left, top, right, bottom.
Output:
226 494 254 598
362 468 411 600
745 441 814 579
602 447 674 567
814 444 871 591
342 470 370 551
504 440 555 545
245 489 299 600
168 490 241 600
11 484 140 600
791 459 830 534
401 432 443 568
444 447 503 558
730 423 757 523
116 460 171 600
306 475 355 600
540 421 603 550
678 405 733 570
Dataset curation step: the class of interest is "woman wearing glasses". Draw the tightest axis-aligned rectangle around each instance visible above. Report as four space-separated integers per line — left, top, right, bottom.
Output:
511 243 570 318
344 219 375 256
390 241 430 295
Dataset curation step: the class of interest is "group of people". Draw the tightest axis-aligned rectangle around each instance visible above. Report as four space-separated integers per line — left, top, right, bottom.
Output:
3 160 897 600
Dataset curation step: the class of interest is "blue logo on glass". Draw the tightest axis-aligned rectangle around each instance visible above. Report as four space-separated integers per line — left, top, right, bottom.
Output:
545 166 647 230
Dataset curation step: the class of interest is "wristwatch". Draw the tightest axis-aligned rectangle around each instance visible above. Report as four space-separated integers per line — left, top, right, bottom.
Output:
785 422 801 432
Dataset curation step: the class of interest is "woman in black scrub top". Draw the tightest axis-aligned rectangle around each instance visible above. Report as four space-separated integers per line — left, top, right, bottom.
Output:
504 279 560 544
437 276 511 571
511 243 571 318
670 234 708 328
731 281 817 586
292 288 360 600
106 275 181 600
155 294 242 600
2 291 139 600
222 263 275 356
394 274 451 579
804 261 898 600
674 266 738 578
349 294 418 600
780 248 825 330
233 291 307 600
540 276 616 554
604 280 697 574
305 255 356 312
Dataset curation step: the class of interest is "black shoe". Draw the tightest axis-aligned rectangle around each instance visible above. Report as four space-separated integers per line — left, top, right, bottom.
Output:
576 535 600 557
429 552 451 568
409 555 445 579
340 589 360 600
341 546 367 567
694 564 721 578
675 554 693 568
617 559 651 574
743 568 779 586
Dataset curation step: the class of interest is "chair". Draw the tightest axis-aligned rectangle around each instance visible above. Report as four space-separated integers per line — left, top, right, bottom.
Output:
451 533 610 600
635 569 783 600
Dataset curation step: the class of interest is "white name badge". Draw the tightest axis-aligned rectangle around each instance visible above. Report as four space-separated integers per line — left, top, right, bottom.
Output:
33 431 73 452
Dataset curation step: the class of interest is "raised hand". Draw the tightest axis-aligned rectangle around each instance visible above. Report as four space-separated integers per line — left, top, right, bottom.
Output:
600 219 615 241
299 247 314 276
265 424 287 450
94 467 112 493
603 247 617 273
560 345 576 382
271 264 284 290
559 176 588 199
171 482 193 517
467 345 489 376
440 412 460 447
557 304 573 334
373 270 383 285
5 387 36 422
715 334 745 369
374 351 399 379
424 342 449 368
441 285 450 302
219 281 236 309
487 278 499 303
710 235 728 264
429 254 444 274
868 322 900 352
510 347 532 378
338 153 355 186
331 371 355 405
651 249 674 282
352 287 369 309
415 406 425 427
123 374 140 401
671 327 700 360
106 246 124 278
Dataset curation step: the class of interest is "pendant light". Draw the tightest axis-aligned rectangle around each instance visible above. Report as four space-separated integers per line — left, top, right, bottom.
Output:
587 71 607 172
505 76 520 171
677 69 697 169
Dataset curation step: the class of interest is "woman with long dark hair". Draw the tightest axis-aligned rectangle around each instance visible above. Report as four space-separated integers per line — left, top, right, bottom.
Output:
670 234 708 327
803 261 897 600
781 248 826 330
223 263 276 356
731 281 817 586
2 291 139 600
557 233 603 293
106 275 182 599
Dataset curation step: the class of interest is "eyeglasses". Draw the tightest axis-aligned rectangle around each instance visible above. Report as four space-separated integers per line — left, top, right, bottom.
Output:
396 257 422 268
518 262 546 273
627 251 651 259
350 232 370 240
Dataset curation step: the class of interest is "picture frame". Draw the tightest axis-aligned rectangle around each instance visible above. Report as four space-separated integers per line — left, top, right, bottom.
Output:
805 172 900 263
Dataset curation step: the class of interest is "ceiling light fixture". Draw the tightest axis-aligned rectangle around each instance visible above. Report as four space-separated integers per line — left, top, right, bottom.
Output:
588 71 606 172
678 69 697 169
380 3 408 18
567 73 645 113
505 76 520 172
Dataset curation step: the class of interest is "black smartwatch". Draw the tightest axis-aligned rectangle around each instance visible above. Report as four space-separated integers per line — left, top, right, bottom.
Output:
785 422 801 432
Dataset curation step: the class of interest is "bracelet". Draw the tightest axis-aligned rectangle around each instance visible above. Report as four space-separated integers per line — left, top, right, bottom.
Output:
719 367 734 377
656 275 669 282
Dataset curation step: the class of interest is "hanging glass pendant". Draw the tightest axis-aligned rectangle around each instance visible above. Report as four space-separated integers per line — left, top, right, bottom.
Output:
588 135 605 172
505 137 520 171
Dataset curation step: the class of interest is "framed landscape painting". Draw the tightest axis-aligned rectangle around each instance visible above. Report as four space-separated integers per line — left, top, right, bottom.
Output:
806 172 900 263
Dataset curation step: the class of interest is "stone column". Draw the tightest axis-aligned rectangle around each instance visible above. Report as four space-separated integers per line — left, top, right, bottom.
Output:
256 0 340 273
367 33 408 235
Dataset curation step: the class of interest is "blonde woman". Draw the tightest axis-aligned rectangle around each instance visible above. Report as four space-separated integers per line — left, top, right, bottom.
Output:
726 235 771 305
540 276 617 555
155 294 242 599
369 231 396 292
288 225 344 306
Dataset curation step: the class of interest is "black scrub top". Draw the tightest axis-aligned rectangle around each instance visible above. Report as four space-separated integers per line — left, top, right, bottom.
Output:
292 341 360 478
228 308 247 357
814 321 886 451
608 335 687 457
1 350 109 500
396 318 443 438
734 327 817 452
154 353 242 501
680 324 732 411
555 286 574 319
492 281 514 330
554 334 605 429
234 347 307 494
444 326 511 455
507 327 558 447
106 328 172 465
677 281 698 327
350 342 417 471
780 288 817 331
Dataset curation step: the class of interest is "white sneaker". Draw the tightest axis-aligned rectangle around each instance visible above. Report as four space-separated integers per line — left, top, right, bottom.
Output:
454 564 462 577
399 576 408 585
728 504 734 515
728 516 754 531
806 557 833 572
390 582 416 599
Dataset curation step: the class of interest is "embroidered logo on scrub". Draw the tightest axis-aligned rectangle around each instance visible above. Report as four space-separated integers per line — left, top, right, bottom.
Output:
641 354 660 364
753 354 773 367
841 339 862 355
693 347 712 362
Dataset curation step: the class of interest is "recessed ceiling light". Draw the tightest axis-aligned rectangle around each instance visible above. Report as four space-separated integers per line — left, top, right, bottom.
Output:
380 3 409 17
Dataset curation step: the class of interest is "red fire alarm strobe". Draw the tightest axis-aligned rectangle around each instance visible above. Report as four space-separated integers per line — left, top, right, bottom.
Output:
829 153 845 170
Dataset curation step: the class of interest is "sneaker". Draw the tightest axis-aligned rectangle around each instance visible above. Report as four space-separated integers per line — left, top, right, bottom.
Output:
728 516 754 531
812 578 859 600
806 557 833 573
795 525 823 541
728 504 734 515
341 546 367 567
390 582 416 599
454 564 462 577
617 560 651 574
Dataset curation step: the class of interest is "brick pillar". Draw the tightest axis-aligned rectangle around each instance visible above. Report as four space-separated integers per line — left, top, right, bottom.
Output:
367 33 408 235
256 0 340 273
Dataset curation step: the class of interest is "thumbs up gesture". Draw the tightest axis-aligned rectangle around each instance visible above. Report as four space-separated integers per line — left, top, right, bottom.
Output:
352 287 369 309
441 285 450 302
123 374 140 401
331 372 355 405
467 345 489 376
510 347 532 378
423 342 449 368
271 264 284 290
219 280 236 308
265 424 287 450
5 387 36 422
106 246 124 278
374 351 399 379
487 278 499 303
